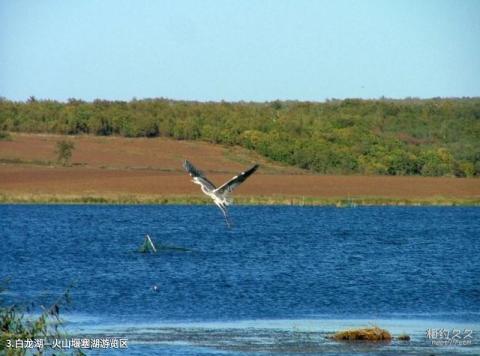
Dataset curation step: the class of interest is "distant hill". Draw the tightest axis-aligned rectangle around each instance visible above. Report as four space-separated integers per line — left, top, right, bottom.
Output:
1 97 479 177
0 133 298 174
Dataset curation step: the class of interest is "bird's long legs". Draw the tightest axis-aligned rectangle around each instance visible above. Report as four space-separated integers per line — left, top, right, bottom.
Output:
215 202 232 228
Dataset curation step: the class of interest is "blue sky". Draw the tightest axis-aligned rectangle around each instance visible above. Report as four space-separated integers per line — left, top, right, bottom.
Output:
1 0 479 102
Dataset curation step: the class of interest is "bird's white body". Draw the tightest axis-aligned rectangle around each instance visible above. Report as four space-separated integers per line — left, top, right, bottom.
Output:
192 176 231 218
184 160 259 227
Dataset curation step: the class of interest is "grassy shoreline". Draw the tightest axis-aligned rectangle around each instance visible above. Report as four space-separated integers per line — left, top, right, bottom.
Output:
1 193 479 206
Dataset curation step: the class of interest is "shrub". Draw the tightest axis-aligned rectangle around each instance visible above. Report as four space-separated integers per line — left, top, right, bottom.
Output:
55 140 75 166
0 131 11 141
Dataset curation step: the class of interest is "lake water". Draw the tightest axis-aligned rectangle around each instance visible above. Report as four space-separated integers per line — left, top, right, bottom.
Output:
1 205 479 355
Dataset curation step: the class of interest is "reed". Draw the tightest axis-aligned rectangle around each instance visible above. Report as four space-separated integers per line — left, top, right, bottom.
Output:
0 193 479 206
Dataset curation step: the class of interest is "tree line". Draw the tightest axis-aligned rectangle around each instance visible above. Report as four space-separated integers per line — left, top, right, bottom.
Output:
0 96 479 177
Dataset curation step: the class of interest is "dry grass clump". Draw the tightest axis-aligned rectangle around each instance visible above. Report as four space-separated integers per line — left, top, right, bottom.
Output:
329 326 392 341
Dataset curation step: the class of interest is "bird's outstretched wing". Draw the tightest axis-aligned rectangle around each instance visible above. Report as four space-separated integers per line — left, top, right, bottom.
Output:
214 164 259 195
183 160 216 191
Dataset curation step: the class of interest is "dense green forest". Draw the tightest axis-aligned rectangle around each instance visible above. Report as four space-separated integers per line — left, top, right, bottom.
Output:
1 97 479 177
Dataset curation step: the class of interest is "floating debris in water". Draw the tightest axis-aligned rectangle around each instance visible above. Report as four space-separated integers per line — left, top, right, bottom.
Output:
328 326 392 341
397 333 410 341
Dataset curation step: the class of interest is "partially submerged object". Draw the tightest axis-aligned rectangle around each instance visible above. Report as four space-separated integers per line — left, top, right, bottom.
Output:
156 244 190 252
138 234 190 253
328 326 392 341
139 234 157 253
397 333 410 341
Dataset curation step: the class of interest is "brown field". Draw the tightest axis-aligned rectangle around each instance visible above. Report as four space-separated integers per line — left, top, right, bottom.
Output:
1 133 479 204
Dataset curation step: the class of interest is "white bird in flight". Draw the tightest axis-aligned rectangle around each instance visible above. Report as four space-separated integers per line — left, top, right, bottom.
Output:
183 160 259 227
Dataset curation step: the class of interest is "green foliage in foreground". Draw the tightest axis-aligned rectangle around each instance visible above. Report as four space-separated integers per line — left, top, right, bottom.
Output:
1 97 479 177
0 282 83 355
